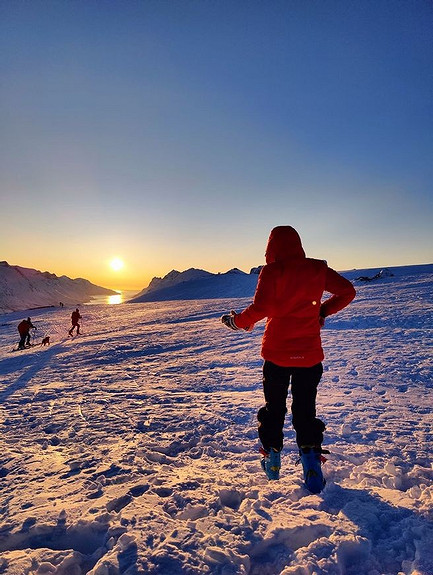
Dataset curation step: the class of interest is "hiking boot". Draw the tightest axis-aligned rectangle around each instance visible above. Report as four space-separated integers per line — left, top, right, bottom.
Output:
299 446 327 494
260 447 281 480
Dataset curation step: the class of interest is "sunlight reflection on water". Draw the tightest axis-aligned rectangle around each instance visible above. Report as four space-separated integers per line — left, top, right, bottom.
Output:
108 294 123 305
86 290 139 306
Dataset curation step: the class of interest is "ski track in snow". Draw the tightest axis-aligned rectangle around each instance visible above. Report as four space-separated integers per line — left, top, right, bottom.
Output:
0 270 432 575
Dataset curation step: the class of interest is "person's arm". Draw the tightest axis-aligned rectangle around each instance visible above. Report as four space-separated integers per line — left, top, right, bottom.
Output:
232 266 275 330
320 268 356 319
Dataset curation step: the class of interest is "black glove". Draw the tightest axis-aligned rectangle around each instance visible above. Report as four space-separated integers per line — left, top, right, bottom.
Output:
319 304 326 327
221 311 240 331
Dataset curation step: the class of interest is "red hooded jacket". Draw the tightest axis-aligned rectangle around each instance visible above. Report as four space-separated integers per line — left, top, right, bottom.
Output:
18 318 34 336
234 226 356 367
71 310 81 324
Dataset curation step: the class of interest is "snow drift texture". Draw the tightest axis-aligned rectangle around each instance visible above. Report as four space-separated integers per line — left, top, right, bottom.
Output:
0 264 432 574
0 261 117 313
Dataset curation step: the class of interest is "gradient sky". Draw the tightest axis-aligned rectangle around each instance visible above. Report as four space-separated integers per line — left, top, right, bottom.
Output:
1 1 432 290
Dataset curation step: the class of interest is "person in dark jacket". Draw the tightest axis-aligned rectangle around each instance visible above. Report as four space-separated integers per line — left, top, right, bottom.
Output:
17 317 36 349
221 226 356 492
69 308 82 336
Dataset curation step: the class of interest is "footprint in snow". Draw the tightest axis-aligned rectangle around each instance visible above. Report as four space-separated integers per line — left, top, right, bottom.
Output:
154 486 173 498
129 484 148 497
106 493 132 512
104 485 149 513
85 480 104 499
219 488 244 510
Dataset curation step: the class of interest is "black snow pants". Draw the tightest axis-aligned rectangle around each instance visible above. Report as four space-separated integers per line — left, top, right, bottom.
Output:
18 332 30 349
258 360 325 452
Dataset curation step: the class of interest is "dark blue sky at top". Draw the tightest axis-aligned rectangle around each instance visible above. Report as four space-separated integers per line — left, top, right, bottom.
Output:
1 1 432 284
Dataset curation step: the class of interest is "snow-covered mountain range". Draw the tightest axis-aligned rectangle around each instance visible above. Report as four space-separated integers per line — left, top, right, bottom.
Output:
0 261 117 314
129 263 433 303
2 261 432 314
130 267 262 303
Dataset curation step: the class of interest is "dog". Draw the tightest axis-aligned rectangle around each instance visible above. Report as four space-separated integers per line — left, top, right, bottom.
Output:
41 336 50 346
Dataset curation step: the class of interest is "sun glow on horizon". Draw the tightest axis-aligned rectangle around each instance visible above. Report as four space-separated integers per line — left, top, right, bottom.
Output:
109 257 124 272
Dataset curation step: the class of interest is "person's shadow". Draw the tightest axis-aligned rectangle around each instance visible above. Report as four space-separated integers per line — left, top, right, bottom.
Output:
118 541 139 574
0 344 64 402
319 482 433 574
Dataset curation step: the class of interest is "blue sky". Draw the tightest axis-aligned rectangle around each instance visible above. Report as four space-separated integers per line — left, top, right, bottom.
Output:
1 0 432 289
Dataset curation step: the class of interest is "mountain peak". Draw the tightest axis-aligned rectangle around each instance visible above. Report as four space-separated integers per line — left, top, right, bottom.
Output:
224 268 247 275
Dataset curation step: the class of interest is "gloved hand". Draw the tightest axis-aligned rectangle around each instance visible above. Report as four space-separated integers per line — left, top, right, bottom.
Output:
319 304 326 327
221 311 253 332
221 310 239 330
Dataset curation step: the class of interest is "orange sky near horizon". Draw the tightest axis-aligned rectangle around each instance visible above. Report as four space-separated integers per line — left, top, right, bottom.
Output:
4 235 431 293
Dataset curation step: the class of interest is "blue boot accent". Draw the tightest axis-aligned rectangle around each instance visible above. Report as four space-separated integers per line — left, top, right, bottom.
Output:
299 447 325 494
260 448 281 480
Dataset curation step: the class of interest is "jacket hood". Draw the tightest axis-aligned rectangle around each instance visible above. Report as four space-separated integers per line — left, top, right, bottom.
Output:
265 226 305 263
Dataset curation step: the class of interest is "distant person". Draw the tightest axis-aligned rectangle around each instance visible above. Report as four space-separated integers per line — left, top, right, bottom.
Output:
221 226 356 493
69 308 82 336
59 302 64 307
17 317 36 349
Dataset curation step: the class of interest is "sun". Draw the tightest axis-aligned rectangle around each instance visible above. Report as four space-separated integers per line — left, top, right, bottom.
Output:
109 257 124 272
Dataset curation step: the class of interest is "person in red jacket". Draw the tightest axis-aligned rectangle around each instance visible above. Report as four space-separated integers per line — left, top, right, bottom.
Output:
221 226 356 492
69 308 82 336
17 317 36 349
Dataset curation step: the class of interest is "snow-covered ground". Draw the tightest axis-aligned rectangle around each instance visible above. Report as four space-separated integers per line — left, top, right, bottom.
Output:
0 266 432 575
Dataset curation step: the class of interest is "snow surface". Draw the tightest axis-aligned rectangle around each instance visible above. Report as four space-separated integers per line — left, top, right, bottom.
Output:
0 265 432 575
0 262 117 314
